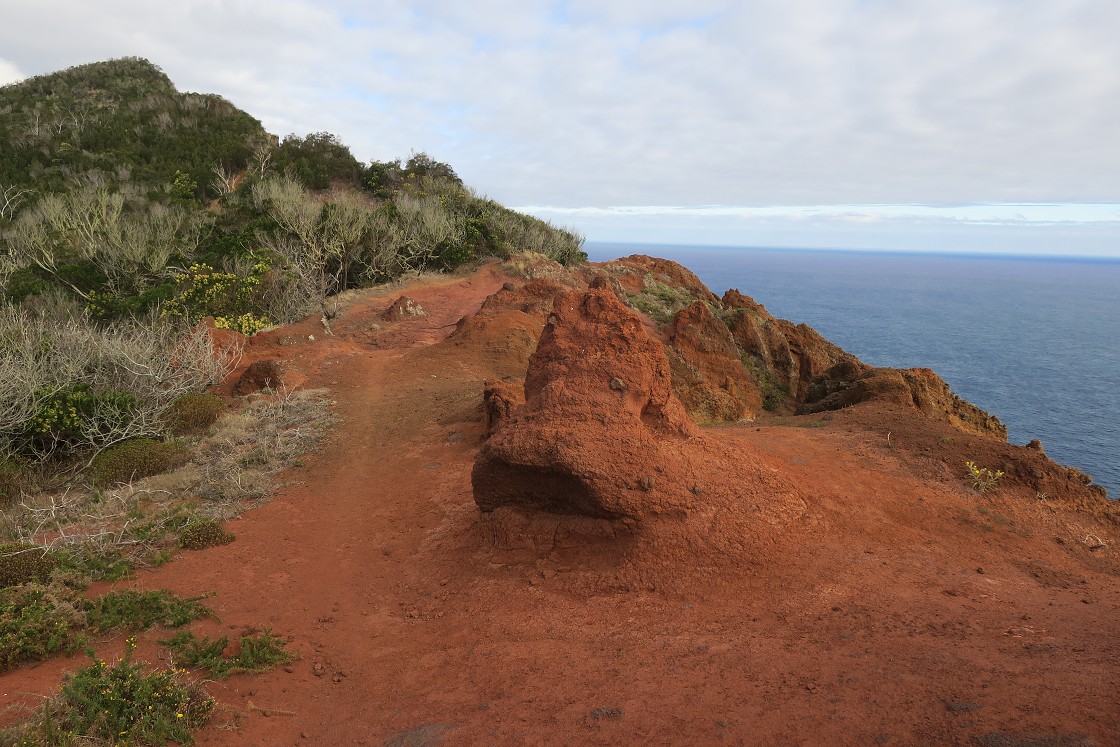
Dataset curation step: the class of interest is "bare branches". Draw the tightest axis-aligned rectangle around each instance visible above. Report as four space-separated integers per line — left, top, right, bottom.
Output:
2 184 205 298
210 163 238 197
0 307 241 461
1 185 34 221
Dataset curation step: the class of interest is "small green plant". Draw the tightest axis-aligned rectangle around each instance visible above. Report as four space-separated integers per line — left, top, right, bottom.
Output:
0 543 56 588
178 520 235 550
4 639 214 745
87 438 191 486
161 629 293 679
965 461 1004 494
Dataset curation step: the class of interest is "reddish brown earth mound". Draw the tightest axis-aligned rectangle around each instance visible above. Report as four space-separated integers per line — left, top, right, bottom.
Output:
1 258 1117 747
473 283 700 519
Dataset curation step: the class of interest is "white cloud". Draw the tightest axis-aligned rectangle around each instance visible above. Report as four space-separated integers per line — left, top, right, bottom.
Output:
1 1 1119 253
0 58 24 87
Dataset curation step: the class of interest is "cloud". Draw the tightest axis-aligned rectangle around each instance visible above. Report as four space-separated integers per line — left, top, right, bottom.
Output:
1 0 1119 217
0 58 24 87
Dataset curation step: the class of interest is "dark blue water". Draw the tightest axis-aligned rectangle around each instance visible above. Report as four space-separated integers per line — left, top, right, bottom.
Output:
586 242 1120 497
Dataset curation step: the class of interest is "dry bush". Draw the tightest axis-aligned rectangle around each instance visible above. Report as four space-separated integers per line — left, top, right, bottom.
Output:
0 306 240 461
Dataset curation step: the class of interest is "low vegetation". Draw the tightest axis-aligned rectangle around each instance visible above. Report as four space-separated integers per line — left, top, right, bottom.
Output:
1 640 215 747
0 585 209 673
161 629 293 679
965 460 1004 494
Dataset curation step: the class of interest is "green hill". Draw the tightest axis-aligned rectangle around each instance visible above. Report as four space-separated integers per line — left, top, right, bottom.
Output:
0 56 584 469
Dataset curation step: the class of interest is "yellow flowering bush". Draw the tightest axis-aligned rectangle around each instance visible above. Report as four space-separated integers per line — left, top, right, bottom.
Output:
965 461 1004 493
163 251 273 334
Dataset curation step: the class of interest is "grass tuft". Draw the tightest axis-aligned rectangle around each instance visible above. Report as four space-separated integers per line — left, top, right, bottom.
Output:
162 629 294 679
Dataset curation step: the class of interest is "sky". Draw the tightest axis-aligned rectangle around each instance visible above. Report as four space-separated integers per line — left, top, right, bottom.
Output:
1 0 1118 257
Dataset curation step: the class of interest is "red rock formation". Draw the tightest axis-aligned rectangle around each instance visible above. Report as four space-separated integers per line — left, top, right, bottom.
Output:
665 300 761 422
233 359 284 396
803 364 1008 439
472 284 702 519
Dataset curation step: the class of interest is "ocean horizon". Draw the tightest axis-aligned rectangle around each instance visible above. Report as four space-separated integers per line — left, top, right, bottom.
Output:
586 241 1120 497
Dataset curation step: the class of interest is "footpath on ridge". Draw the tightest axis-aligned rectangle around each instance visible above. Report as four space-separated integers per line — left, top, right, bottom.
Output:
3 259 1117 747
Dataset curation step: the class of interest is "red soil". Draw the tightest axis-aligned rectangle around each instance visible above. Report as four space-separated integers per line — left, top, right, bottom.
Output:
2 261 1118 747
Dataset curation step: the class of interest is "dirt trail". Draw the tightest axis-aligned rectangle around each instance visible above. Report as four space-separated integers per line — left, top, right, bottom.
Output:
2 262 1118 746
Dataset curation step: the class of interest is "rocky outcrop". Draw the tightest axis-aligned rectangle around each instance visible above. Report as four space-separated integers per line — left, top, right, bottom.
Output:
802 364 1008 439
381 295 427 320
601 254 719 302
665 301 761 422
234 359 284 395
448 279 567 375
722 289 861 409
472 282 702 519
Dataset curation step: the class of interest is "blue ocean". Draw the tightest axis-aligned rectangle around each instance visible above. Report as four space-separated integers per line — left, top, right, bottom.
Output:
586 242 1120 497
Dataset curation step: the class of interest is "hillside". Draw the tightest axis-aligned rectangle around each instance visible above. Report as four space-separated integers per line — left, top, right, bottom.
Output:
1 255 1115 745
0 60 1117 747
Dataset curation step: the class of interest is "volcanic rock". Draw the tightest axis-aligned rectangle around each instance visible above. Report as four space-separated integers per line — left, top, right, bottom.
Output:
381 295 427 321
722 289 860 409
803 364 1008 440
234 359 284 396
665 300 761 422
472 285 701 519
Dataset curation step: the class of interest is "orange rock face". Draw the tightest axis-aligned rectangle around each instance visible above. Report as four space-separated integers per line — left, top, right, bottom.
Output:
665 300 761 421
472 283 701 519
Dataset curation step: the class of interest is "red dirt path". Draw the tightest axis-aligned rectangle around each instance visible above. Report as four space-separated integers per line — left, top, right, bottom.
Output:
2 262 1118 746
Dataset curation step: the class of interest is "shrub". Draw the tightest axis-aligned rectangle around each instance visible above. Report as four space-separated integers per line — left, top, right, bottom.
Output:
178 520 235 551
0 583 87 672
19 385 137 457
163 393 224 434
0 542 55 588
87 438 190 486
8 640 215 746
85 590 210 633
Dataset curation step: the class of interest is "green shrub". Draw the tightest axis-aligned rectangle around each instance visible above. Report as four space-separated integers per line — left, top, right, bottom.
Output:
161 629 293 679
0 543 56 588
6 640 214 746
52 546 134 583
178 520 235 551
20 386 137 457
87 439 190 486
0 583 87 672
162 253 273 334
164 393 225 434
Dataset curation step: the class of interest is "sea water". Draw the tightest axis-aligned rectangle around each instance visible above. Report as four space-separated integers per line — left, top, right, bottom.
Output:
586 242 1120 497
